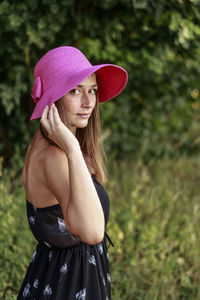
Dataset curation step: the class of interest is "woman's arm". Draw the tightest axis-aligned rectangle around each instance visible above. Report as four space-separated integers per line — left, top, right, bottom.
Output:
41 105 105 245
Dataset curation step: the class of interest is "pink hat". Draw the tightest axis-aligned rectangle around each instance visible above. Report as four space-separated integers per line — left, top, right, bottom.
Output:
30 46 128 120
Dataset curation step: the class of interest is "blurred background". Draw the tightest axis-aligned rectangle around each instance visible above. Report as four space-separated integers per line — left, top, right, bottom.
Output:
1 0 200 299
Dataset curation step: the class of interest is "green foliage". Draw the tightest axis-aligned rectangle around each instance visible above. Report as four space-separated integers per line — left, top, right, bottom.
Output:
0 162 36 299
1 0 200 164
1 155 200 299
106 155 200 299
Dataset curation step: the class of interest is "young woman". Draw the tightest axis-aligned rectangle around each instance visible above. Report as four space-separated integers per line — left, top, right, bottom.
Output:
17 46 128 299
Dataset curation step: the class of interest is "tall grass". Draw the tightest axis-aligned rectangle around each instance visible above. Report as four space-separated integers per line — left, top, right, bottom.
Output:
1 155 200 299
107 155 200 300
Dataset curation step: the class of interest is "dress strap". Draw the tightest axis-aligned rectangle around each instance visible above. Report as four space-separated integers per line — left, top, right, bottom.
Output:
105 232 114 248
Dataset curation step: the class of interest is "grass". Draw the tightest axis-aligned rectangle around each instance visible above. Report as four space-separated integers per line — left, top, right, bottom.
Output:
1 155 200 299
106 155 200 299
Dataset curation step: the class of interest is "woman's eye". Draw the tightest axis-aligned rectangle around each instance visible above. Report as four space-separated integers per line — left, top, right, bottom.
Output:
70 89 79 95
89 88 97 94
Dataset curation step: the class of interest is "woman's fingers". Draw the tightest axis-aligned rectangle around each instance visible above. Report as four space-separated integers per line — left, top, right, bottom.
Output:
52 104 61 126
48 104 54 129
40 106 51 133
41 105 48 121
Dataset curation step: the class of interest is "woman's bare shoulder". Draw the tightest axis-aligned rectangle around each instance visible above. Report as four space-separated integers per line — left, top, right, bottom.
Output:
42 145 68 165
42 145 69 179
23 143 68 185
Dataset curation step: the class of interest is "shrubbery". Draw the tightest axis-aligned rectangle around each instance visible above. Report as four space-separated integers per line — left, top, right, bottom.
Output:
1 0 200 163
1 155 200 299
0 161 36 299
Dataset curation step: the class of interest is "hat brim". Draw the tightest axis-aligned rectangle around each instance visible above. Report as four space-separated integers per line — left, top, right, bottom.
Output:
30 64 128 120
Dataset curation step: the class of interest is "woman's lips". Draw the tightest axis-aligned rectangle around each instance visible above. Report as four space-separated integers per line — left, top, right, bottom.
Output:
77 113 90 119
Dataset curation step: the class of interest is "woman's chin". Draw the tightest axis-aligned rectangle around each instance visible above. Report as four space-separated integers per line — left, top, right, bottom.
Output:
73 120 89 129
78 123 88 129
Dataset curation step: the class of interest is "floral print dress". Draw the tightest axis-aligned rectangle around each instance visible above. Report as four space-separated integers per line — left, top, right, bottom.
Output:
17 176 113 300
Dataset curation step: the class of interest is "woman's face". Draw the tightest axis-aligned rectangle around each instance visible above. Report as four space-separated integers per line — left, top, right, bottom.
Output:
61 73 97 134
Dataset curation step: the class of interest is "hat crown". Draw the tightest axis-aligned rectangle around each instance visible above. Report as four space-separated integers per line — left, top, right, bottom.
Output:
34 46 92 90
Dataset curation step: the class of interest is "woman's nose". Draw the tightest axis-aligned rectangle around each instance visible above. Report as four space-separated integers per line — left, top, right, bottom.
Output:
81 93 94 107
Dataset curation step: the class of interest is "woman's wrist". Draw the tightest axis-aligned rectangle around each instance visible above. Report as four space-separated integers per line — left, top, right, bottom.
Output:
63 139 81 158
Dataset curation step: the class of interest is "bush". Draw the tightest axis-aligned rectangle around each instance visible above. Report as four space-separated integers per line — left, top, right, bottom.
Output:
0 160 36 299
1 0 200 163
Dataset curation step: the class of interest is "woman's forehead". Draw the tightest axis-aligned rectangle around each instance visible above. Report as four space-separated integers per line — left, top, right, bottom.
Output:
78 73 97 87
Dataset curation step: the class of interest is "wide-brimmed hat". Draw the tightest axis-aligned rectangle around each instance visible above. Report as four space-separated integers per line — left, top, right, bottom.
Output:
30 46 128 120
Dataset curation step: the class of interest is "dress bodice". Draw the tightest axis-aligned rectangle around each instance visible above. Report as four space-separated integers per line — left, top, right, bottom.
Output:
26 176 110 248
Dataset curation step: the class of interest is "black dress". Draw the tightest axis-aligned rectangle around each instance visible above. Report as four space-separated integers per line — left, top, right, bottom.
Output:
17 176 113 300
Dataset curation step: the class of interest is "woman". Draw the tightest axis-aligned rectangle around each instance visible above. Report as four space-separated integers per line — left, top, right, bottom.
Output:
17 46 128 299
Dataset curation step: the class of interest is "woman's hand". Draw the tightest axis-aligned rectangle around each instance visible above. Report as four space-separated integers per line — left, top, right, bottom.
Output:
40 104 79 153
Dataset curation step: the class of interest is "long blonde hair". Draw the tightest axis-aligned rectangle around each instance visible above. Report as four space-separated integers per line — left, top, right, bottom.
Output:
39 98 107 184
